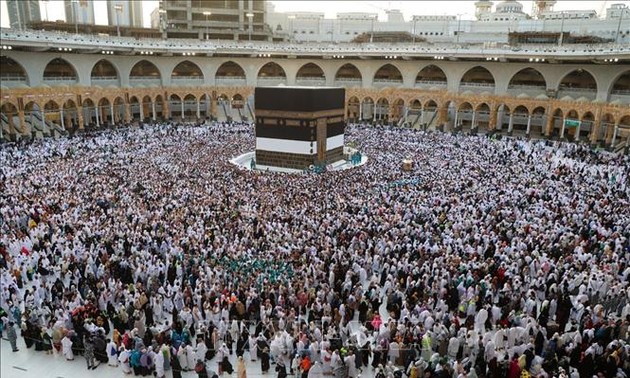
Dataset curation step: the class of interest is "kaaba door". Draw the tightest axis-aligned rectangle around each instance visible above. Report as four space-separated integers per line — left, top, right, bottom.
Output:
317 118 327 163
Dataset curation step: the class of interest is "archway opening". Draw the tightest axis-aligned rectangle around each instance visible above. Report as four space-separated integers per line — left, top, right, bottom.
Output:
558 69 597 99
130 60 161 87
216 61 246 85
43 58 77 84
91 59 119 86
257 62 287 85
373 64 402 85
415 65 447 88
459 66 494 92
171 61 204 84
334 64 362 86
296 63 326 86
0 56 28 86
361 97 374 122
507 68 546 95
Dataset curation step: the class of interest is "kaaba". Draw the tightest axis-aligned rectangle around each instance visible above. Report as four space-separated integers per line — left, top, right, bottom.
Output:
255 87 345 170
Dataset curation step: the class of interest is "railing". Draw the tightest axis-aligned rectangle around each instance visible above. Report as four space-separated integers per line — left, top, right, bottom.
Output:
295 77 326 86
171 76 203 81
215 76 246 86
459 82 495 88
91 77 119 87
507 84 546 90
2 29 630 58
415 80 447 88
129 77 162 86
0 75 27 81
257 76 287 85
42 76 77 83
558 86 597 93
611 89 630 95
373 78 403 86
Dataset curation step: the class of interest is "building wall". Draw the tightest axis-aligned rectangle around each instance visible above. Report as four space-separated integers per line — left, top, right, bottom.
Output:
6 0 41 30
107 0 143 28
64 0 95 25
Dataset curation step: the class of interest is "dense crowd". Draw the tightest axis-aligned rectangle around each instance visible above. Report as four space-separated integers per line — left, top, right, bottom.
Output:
1 122 629 378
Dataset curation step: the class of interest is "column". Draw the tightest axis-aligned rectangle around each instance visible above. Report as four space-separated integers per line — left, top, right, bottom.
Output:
560 116 566 138
110 104 115 124
453 111 459 130
488 107 498 130
526 115 532 136
196 100 200 119
124 103 131 123
139 102 144 120
41 110 46 129
508 113 514 134
163 95 170 119
60 108 65 130
181 101 185 120
589 118 600 144
95 105 100 127
77 106 84 129
211 99 217 120
359 102 363 121
18 110 25 134
611 124 619 147
471 111 477 131
545 114 554 137
419 109 424 128
574 120 581 142
152 101 157 121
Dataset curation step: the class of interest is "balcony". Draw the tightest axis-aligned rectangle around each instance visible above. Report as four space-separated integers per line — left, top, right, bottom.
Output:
295 77 326 86
459 82 495 94
610 89 630 104
334 77 362 87
42 76 77 86
0 75 28 87
372 78 403 87
257 76 287 86
129 77 162 87
414 80 447 89
171 76 204 86
91 76 119 87
507 84 547 97
215 76 246 86
557 86 597 100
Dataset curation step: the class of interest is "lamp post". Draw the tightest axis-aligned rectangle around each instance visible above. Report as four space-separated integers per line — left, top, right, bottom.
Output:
114 4 123 37
246 12 254 41
203 11 212 40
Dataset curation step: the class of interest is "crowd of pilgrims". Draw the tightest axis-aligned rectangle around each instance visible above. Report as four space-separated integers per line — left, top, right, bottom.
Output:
0 122 629 378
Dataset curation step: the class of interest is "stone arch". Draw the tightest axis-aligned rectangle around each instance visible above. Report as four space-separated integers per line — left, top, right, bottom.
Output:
182 94 198 121
530 106 546 136
459 66 495 91
391 98 405 125
361 96 374 121
81 98 97 126
43 58 78 83
129 96 141 120
170 94 183 119
296 62 326 85
130 60 162 87
215 61 246 85
113 96 125 124
347 96 360 121
507 67 547 91
474 102 491 133
257 62 287 85
91 59 120 86
456 102 474 132
510 105 530 135
564 109 580 140
334 63 362 86
415 64 447 88
558 69 597 98
97 97 113 124
0 56 29 86
373 64 403 85
375 98 390 123
609 70 630 99
0 102 20 135
61 99 78 130
171 60 204 85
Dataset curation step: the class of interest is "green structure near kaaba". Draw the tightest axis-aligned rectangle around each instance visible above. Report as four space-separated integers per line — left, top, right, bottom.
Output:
254 87 346 171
